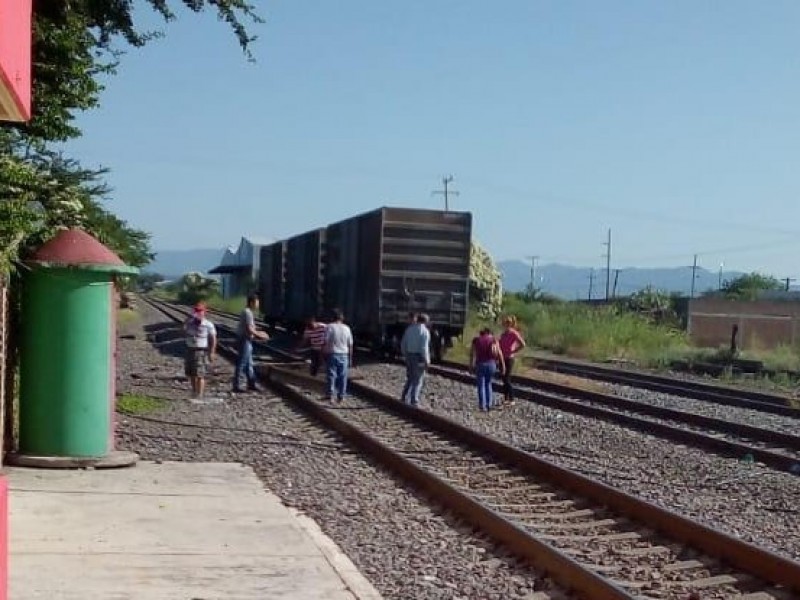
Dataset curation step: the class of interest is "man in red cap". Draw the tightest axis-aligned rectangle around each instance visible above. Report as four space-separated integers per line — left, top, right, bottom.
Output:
184 302 217 399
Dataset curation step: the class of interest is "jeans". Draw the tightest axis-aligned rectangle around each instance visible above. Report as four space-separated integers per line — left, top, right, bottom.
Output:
309 349 323 377
327 353 349 400
401 353 426 406
233 338 256 390
502 356 515 401
476 360 497 410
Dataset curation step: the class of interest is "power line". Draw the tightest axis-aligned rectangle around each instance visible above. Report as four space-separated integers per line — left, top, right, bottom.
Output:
431 175 459 211
511 237 800 269
465 178 800 236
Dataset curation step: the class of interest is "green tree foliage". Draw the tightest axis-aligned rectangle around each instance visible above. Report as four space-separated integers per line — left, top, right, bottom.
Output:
177 272 221 304
627 285 678 325
721 272 784 300
0 1 261 276
136 272 166 292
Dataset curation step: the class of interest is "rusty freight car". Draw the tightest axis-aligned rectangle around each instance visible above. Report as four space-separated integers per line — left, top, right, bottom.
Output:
257 207 472 360
258 241 286 326
324 207 471 360
283 228 327 330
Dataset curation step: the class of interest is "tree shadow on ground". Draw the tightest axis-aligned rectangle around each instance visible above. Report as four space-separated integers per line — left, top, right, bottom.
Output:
143 323 188 360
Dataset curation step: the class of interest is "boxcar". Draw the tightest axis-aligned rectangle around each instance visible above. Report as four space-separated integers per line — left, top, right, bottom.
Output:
283 228 326 330
258 241 286 325
324 207 471 359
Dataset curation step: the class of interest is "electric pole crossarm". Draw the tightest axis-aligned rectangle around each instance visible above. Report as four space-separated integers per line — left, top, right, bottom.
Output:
432 175 459 211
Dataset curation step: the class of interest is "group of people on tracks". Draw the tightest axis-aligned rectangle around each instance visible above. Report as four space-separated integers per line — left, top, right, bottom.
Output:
182 297 527 410
299 310 527 411
396 312 527 412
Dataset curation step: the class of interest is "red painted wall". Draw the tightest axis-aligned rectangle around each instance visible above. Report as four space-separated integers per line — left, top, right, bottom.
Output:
0 477 7 600
0 0 32 121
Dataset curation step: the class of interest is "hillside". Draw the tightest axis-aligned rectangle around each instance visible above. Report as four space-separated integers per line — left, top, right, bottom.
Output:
499 260 744 299
145 248 223 279
145 249 745 299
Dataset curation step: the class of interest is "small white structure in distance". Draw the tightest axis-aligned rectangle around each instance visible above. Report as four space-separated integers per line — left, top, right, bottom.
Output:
209 236 273 299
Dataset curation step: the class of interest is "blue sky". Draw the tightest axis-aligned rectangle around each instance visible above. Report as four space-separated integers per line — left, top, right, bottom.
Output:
68 1 800 276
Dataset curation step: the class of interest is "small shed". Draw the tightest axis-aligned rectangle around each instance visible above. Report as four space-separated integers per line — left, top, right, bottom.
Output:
209 236 273 299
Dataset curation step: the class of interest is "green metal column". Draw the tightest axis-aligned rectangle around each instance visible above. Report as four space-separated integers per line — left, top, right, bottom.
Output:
19 268 113 457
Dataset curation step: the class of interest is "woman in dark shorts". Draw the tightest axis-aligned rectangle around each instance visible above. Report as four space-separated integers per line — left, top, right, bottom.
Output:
498 315 526 406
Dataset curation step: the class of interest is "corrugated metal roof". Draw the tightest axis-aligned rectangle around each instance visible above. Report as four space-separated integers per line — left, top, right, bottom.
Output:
243 235 274 246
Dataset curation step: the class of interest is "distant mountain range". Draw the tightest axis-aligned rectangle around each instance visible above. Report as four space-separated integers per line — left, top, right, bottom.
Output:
499 260 744 299
146 248 745 298
146 248 224 280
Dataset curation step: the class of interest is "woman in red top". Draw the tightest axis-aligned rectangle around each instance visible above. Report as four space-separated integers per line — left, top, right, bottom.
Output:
469 328 505 411
498 315 526 405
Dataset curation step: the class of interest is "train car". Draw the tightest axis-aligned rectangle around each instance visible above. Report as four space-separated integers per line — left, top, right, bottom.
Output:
324 206 472 360
258 241 286 325
283 228 326 331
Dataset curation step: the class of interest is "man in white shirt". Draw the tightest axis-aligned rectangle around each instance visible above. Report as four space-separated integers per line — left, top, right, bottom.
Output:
184 302 217 399
323 308 353 403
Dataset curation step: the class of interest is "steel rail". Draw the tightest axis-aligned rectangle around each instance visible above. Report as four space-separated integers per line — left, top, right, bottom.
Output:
528 355 800 417
432 363 800 475
266 366 800 595
143 296 800 595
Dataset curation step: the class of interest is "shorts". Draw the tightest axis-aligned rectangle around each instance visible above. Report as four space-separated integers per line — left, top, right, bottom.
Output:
185 348 208 377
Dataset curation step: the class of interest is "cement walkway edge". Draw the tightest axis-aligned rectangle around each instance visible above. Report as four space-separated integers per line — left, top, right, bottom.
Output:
7 461 383 600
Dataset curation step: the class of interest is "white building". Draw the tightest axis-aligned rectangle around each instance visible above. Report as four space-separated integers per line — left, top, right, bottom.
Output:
209 236 273 299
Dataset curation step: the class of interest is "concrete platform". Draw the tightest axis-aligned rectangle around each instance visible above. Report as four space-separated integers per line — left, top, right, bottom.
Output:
6 461 382 600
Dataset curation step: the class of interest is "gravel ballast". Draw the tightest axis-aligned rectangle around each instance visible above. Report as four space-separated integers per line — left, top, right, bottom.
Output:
116 305 564 600
356 363 800 561
606 381 800 435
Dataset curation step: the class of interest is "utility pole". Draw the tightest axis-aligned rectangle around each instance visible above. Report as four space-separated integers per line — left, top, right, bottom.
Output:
432 175 459 211
601 229 612 301
690 254 698 299
718 262 724 291
612 269 621 299
588 268 595 300
784 277 796 291
526 255 539 290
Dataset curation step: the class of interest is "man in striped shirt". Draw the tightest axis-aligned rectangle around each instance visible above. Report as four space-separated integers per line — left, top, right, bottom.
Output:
301 316 328 376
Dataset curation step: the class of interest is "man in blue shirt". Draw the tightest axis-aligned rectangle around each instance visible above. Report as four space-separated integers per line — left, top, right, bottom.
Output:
400 313 431 407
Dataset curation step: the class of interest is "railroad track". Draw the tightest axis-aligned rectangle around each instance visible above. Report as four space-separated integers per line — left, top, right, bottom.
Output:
433 361 800 476
528 355 800 417
141 296 800 599
155 299 800 475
